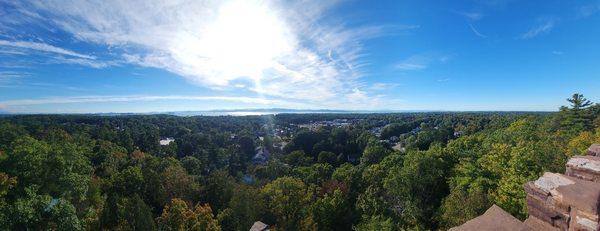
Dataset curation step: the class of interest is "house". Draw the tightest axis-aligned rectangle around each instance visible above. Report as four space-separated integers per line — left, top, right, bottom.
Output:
347 155 358 163
392 143 405 152
273 139 288 151
250 221 269 231
242 175 255 184
252 147 271 164
159 137 175 146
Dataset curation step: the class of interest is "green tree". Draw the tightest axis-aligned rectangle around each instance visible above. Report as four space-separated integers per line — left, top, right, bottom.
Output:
99 194 156 230
10 186 82 230
293 163 333 185
437 187 490 230
353 215 395 231
359 140 390 166
567 93 593 110
308 189 354 231
561 93 595 132
202 170 235 213
2 136 92 202
284 150 313 167
381 123 412 139
223 185 264 231
157 198 220 231
383 146 449 229
160 164 200 205
317 151 337 165
261 177 310 230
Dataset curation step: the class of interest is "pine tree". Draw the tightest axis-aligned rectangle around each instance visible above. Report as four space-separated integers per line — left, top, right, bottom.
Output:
561 93 594 132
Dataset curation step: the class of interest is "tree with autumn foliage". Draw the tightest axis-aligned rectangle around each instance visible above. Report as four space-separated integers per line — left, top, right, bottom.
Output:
157 198 220 231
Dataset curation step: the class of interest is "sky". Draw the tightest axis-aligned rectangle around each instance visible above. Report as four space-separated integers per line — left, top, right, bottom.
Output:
0 0 599 113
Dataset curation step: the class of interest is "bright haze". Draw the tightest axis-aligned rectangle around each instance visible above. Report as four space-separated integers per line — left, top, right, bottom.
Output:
0 0 599 113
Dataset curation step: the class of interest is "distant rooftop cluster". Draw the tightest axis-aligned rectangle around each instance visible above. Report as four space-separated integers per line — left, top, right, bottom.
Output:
451 144 600 231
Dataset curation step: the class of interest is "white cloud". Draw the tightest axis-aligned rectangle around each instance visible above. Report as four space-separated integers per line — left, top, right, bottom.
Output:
469 23 487 38
0 71 28 79
577 3 600 18
0 40 94 59
342 88 384 110
370 82 400 91
521 19 555 39
394 53 449 71
52 57 118 69
0 39 117 68
395 63 427 71
10 0 411 108
0 71 28 85
456 11 484 21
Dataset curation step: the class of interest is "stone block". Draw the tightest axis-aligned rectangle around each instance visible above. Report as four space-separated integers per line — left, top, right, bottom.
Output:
566 156 600 182
587 144 600 156
449 205 532 231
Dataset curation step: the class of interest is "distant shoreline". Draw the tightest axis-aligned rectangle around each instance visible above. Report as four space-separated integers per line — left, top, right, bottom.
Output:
0 109 555 117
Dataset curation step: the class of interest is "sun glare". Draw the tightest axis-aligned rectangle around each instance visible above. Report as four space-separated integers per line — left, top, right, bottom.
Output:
171 0 294 86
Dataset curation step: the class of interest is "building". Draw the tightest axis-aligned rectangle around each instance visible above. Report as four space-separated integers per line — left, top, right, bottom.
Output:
249 221 269 231
159 137 175 146
252 147 271 164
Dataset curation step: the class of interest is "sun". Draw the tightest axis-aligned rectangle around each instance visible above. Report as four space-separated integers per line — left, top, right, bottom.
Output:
171 0 294 86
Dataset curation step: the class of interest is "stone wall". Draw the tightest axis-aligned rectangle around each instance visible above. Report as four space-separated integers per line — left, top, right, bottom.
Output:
451 144 600 231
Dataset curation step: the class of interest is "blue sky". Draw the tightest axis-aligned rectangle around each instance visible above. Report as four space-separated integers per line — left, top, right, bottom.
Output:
0 0 599 113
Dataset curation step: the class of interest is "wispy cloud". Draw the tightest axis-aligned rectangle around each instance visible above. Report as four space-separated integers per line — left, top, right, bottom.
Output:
4 0 415 107
0 39 118 68
577 2 600 18
521 19 556 39
552 51 564 55
394 53 449 71
369 82 400 91
0 40 94 59
0 71 28 79
51 57 118 69
0 71 29 85
468 23 487 38
395 63 427 71
455 11 484 21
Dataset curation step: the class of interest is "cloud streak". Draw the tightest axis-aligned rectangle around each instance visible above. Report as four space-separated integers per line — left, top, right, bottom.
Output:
395 63 427 71
394 53 449 71
521 20 555 39
469 23 487 38
455 11 484 21
0 40 94 59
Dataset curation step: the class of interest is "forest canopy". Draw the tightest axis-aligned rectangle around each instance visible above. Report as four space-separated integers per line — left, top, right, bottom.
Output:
0 94 599 230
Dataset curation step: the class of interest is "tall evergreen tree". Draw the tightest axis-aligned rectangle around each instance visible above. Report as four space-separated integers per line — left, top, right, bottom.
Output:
561 93 595 132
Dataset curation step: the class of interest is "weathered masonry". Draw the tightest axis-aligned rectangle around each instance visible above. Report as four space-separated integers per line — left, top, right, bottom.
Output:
451 144 600 231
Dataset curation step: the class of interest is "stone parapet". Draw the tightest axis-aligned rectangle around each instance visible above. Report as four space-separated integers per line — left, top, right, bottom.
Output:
566 155 600 182
451 144 600 231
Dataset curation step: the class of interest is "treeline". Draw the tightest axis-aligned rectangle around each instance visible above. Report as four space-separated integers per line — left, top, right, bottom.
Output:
0 94 598 230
